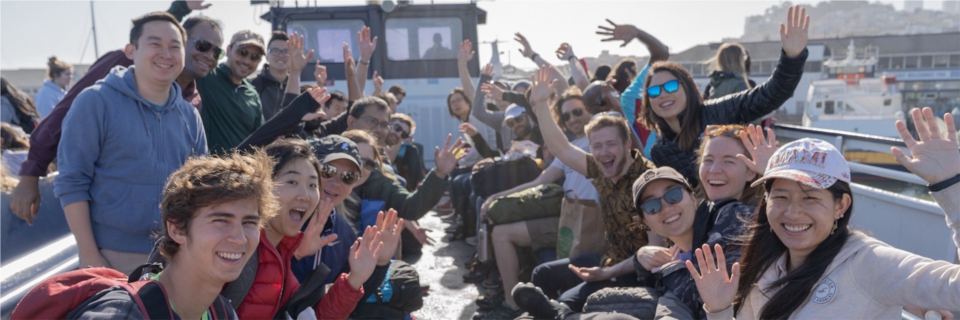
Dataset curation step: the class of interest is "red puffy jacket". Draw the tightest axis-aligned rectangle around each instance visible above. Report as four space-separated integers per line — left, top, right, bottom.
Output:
233 230 363 320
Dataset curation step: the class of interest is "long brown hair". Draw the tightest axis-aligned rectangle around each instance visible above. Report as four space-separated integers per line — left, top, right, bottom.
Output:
608 58 636 93
1 123 29 151
0 77 39 134
446 88 471 122
639 61 704 151
734 180 853 318
694 125 764 206
707 43 752 90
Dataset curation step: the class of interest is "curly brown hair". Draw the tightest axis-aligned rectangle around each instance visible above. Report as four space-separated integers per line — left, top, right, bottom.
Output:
157 150 279 259
551 86 587 134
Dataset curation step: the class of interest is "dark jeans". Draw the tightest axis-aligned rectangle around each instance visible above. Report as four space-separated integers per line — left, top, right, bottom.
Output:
531 253 641 313
452 172 475 237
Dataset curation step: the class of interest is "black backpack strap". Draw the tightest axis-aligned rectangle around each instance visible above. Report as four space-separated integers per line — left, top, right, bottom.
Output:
134 281 177 320
222 249 259 309
128 263 164 283
274 262 331 319
207 295 232 320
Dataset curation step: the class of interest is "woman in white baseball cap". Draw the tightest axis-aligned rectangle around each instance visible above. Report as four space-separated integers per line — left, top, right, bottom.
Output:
686 107 960 319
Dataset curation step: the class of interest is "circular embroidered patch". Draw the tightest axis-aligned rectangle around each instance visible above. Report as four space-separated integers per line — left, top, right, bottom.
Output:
811 278 837 304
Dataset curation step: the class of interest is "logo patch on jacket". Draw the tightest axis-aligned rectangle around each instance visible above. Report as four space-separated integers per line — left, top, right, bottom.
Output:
811 278 837 304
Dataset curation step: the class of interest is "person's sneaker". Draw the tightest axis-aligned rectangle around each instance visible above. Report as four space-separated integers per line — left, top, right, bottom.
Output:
475 294 503 311
512 283 570 320
482 304 523 320
465 236 478 246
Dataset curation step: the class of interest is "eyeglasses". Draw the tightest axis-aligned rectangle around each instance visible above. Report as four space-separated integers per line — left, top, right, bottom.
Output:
360 115 390 129
392 123 410 139
193 38 224 61
639 186 684 215
320 163 360 185
561 108 584 122
646 80 680 99
268 48 289 56
705 124 745 138
591 111 623 120
237 48 263 61
505 114 526 128
360 157 380 171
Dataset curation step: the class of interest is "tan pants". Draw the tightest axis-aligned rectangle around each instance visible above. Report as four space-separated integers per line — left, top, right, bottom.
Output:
100 248 150 275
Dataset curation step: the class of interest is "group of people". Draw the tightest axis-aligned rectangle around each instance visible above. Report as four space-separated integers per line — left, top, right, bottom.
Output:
1 2 958 320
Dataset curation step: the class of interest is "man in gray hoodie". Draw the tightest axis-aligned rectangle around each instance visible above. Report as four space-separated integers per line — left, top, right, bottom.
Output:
55 11 207 275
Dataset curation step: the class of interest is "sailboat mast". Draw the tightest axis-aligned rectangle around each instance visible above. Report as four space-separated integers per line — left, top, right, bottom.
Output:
90 1 100 59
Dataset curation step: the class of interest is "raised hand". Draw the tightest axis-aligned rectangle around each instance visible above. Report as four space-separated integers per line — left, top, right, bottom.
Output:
287 31 314 73
514 33 534 58
373 71 384 93
301 87 330 122
737 124 778 175
314 62 327 86
342 43 356 70
185 0 212 10
556 43 575 60
481 63 495 78
374 209 404 265
346 226 383 289
10 178 41 226
635 246 673 271
458 39 475 64
357 26 377 61
294 198 339 259
434 133 466 179
892 108 960 185
596 19 640 48
529 65 556 107
480 83 503 102
686 244 740 313
458 122 478 137
567 264 612 283
780 5 810 58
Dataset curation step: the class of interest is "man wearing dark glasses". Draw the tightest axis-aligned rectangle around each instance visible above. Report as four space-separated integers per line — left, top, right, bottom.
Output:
197 30 266 155
11 0 222 227
385 113 424 191
503 104 545 158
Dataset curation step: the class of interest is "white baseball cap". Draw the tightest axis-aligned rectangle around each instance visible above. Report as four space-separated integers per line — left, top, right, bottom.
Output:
503 104 526 122
751 138 851 189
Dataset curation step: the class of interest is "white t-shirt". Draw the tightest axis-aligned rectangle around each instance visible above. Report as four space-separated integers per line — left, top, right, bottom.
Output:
550 136 599 202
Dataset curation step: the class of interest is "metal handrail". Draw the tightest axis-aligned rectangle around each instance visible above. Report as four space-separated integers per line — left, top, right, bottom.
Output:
0 236 79 314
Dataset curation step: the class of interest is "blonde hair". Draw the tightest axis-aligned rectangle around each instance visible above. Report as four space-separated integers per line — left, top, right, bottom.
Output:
705 43 752 89
46 56 73 80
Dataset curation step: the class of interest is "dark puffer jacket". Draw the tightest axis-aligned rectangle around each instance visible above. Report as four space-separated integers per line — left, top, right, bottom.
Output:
650 49 807 187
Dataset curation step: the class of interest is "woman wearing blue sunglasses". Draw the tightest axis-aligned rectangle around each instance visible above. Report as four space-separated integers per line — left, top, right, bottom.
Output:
637 5 810 189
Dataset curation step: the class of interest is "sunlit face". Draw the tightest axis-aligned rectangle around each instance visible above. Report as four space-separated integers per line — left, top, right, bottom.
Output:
226 44 263 79
169 199 260 285
183 23 223 79
507 114 532 139
348 107 390 142
699 136 756 201
639 180 697 242
266 40 289 72
588 126 630 180
385 120 410 146
324 99 348 119
355 143 376 186
766 179 850 261
319 159 359 206
561 99 591 137
268 158 320 239
449 93 470 119
648 71 688 122
53 68 74 89
125 20 185 86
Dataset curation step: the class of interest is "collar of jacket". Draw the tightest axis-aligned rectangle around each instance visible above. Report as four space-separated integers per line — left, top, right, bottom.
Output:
216 63 254 88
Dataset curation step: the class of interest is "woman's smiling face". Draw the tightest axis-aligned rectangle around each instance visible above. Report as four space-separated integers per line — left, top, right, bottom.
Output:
766 178 850 262
648 71 688 121
699 136 756 201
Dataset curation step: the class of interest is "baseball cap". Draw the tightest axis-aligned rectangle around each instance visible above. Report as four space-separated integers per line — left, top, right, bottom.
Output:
751 138 851 189
311 135 361 171
503 104 526 122
230 30 265 54
632 167 691 209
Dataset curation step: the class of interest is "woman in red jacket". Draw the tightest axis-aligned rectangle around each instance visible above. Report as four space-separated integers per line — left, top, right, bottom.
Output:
232 138 398 320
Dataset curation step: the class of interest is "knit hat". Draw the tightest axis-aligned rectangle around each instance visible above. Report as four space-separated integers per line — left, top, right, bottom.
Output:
751 138 851 189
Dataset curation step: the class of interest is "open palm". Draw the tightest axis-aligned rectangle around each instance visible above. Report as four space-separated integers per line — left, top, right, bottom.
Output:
287 32 314 72
295 198 338 259
459 39 475 63
737 124 778 175
596 19 639 48
357 26 377 60
686 244 740 313
348 226 383 284
514 33 534 58
892 108 960 185
435 134 466 177
780 5 810 58
529 65 555 107
374 209 404 265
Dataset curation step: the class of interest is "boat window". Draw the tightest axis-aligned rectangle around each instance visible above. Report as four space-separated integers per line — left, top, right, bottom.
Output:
892 56 904 69
905 56 918 69
919 56 933 69
951 55 960 68
824 100 835 114
878 57 890 70
837 100 845 113
386 17 463 61
804 61 822 73
287 19 365 63
884 98 892 106
816 101 822 109
934 55 949 68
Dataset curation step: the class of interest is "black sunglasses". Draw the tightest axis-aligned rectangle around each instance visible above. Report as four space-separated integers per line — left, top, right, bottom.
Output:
238 47 263 61
392 123 410 139
193 38 224 60
360 157 381 171
639 186 684 215
320 163 359 185
505 114 526 128
561 108 584 122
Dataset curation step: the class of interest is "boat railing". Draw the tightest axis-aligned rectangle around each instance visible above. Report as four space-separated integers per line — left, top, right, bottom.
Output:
0 236 79 316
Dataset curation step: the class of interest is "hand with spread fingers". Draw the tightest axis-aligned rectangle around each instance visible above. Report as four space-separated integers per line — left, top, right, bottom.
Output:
892 107 960 185
556 43 575 60
529 65 556 109
780 5 810 58
434 134 467 179
596 19 640 48
458 39 475 64
481 63 495 78
294 198 339 260
686 244 740 313
287 31 314 73
458 122 478 137
480 83 503 102
514 32 534 58
738 124 778 175
347 226 383 289
301 87 329 122
374 209 404 265
357 26 378 61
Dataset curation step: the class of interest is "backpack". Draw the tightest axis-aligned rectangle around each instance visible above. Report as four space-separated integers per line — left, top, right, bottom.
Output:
10 267 232 320
470 157 542 199
350 260 423 319
486 183 564 225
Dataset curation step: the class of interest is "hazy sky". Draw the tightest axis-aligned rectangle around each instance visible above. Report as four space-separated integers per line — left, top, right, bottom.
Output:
0 0 949 71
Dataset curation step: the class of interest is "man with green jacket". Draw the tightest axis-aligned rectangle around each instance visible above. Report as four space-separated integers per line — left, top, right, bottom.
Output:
198 30 265 154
